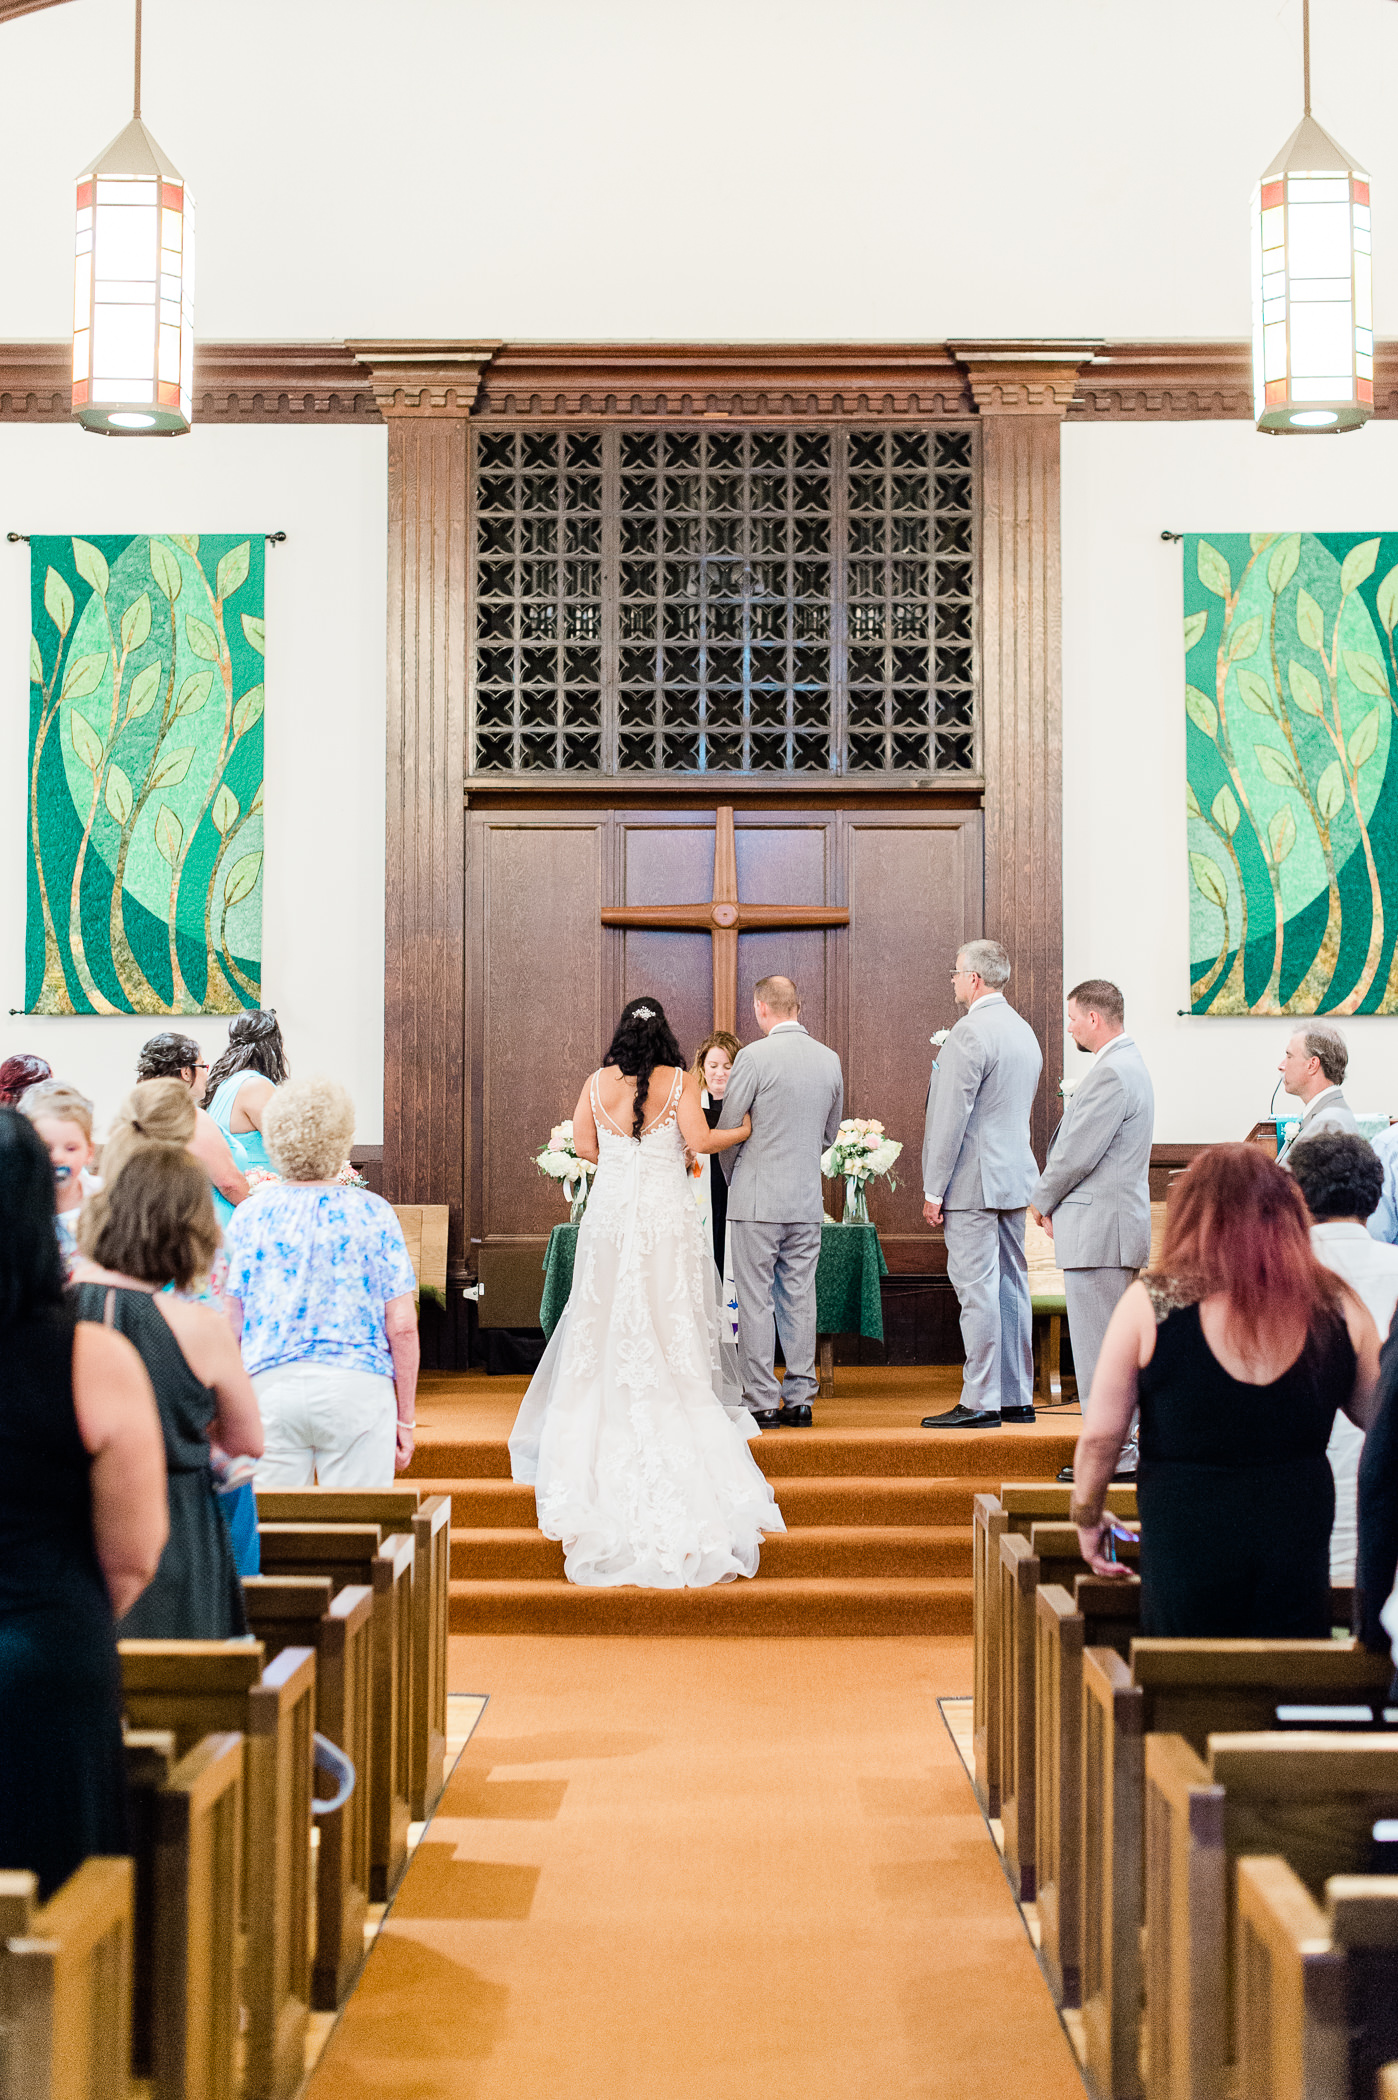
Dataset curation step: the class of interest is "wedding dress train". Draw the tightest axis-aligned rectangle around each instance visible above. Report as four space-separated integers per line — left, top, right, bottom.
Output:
509 1070 786 1588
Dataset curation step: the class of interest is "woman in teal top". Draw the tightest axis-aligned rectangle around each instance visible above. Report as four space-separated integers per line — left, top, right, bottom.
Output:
205 1009 288 1177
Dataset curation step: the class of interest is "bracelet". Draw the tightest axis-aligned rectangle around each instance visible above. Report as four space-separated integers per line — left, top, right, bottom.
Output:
1068 1498 1103 1529
397 1419 416 1430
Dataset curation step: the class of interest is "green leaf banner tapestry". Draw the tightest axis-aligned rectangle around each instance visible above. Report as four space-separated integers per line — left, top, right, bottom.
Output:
26 534 265 1015
1185 530 1398 1017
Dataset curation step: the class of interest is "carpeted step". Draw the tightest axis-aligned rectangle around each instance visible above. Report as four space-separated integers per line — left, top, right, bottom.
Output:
411 1426 1077 1484
449 1574 971 1636
421 1475 1005 1529
451 1524 972 1583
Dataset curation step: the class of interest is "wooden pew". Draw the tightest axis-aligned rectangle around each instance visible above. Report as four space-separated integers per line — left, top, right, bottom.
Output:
119 1641 316 2100
1082 1648 1145 2100
1078 1573 1142 1661
997 1531 1039 1899
1036 1584 1082 2008
1085 1643 1394 2100
1000 1481 1139 1537
1161 1762 1398 2100
255 1523 416 1902
0 1858 134 2100
143 1733 243 2100
255 1487 451 1820
1030 1520 1138 1598
241 1576 373 2009
973 1493 1009 1817
1234 1857 1345 2100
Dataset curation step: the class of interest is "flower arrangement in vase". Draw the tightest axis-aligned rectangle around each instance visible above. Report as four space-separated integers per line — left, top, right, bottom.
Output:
820 1118 902 1225
534 1120 596 1224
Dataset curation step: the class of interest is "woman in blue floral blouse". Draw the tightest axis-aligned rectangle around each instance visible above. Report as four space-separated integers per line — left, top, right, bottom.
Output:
223 1076 419 1487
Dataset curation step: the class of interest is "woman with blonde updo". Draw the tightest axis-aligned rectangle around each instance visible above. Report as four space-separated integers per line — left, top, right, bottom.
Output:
222 1076 419 1487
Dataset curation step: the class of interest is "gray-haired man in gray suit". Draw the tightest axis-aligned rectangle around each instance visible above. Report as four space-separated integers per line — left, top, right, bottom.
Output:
1275 1022 1358 1167
922 940 1043 1429
1029 979 1154 1411
719 975 844 1428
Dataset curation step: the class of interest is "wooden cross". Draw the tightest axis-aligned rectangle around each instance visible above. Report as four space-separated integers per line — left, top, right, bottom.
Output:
601 805 850 1036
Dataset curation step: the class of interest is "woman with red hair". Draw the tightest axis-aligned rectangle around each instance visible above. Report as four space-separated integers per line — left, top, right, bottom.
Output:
0 1055 51 1108
1072 1143 1380 1636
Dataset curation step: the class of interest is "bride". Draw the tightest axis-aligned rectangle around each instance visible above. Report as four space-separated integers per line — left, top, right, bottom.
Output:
509 998 787 1588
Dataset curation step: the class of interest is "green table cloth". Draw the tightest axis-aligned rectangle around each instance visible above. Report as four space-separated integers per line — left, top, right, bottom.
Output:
538 1220 887 1342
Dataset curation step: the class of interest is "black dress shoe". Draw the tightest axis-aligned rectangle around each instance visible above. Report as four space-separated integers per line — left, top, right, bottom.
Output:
923 1404 1001 1428
1001 1406 1037 1425
776 1403 813 1427
751 1408 785 1428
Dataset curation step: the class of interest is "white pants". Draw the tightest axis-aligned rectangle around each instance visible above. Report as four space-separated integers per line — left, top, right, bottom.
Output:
251 1361 397 1489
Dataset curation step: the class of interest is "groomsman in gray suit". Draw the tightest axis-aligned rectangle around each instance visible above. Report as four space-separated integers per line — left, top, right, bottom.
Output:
719 976 844 1428
1029 980 1154 1412
922 940 1043 1429
1275 1022 1358 1167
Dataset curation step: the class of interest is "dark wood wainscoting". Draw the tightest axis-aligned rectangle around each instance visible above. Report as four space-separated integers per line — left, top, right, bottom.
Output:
464 800 984 1325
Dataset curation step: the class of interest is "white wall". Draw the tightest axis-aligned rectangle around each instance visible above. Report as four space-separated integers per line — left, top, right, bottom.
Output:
2 0 1398 341
0 423 387 1141
1062 418 1398 1141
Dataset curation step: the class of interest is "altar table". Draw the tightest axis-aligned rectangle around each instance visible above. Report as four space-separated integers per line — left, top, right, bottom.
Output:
538 1220 888 1395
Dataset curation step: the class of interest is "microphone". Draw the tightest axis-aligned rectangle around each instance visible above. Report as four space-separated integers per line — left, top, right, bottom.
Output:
1269 1075 1285 1119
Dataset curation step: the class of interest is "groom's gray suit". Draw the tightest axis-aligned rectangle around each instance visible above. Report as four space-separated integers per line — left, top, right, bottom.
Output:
1029 1035 1154 1400
719 1022 844 1413
923 993 1042 1416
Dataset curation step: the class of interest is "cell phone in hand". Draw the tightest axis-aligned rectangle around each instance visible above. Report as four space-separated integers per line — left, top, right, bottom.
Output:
1101 1518 1137 1566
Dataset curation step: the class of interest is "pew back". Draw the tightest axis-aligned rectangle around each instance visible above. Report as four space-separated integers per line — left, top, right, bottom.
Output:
1031 1520 1138 1598
997 1530 1038 1899
0 1858 133 2100
1234 1857 1346 2100
1130 1642 1395 1757
151 1732 244 2100
1076 1574 1142 1661
1081 1648 1145 2100
999 1483 1138 1536
973 1494 1008 1816
1035 1583 1082 2009
1142 1734 1225 2100
119 1640 316 2100
240 1576 374 2011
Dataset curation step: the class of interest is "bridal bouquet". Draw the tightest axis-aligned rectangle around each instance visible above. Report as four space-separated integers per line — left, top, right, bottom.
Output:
534 1120 596 1224
821 1118 902 1225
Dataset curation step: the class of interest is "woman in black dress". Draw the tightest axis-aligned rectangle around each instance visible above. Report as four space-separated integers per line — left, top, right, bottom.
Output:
691 1031 742 1270
0 1110 166 1897
1071 1143 1380 1637
73 1145 263 1639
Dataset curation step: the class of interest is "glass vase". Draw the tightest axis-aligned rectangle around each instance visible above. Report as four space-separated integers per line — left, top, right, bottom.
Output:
568 1182 588 1227
842 1175 870 1226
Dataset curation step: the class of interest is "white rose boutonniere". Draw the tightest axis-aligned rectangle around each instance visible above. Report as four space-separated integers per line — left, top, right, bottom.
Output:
930 1029 952 1048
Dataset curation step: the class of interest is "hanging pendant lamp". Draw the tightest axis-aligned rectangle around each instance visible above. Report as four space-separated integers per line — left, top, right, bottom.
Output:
72 0 195 435
1252 0 1371 434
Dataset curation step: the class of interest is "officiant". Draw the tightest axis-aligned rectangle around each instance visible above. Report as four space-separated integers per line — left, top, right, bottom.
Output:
692 1031 742 1347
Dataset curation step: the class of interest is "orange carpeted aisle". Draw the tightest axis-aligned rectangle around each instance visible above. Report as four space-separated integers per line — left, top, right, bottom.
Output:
305 1633 1086 2100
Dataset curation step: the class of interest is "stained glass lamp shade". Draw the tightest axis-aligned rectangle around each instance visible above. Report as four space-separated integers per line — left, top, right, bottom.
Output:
72 118 194 436
1252 112 1371 434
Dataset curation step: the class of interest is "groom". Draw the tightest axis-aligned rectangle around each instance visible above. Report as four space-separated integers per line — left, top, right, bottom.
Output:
718 976 844 1428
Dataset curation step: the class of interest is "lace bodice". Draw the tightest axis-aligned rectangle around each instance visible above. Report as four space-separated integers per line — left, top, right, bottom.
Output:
590 1067 684 1156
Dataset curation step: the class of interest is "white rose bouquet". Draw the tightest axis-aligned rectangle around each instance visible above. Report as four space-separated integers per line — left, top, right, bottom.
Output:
534 1120 596 1224
821 1117 902 1225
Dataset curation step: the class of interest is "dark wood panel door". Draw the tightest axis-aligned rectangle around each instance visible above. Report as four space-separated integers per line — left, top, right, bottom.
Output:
843 811 984 1272
466 804 984 1283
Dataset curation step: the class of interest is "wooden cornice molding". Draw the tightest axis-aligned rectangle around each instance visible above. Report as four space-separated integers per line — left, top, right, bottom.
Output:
0 339 379 422
348 341 502 418
951 341 1102 418
473 342 976 419
1070 339 1255 420
7 333 1398 425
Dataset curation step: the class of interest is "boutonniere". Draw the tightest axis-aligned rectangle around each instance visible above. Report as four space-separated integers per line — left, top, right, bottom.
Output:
930 1027 951 1071
1059 1076 1082 1099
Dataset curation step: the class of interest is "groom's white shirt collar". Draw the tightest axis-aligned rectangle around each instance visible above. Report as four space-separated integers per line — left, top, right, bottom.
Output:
1088 1030 1133 1070
969 992 1006 1011
769 1020 806 1034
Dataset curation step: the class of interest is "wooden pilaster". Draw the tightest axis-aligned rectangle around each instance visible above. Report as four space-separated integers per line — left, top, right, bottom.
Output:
953 341 1097 1159
349 343 499 1253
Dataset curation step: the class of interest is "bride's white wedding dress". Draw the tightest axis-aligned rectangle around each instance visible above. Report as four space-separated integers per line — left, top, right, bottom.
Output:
509 1069 786 1588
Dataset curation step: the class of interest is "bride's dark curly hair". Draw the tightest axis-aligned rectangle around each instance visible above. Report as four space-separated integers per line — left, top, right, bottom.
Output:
601 997 684 1139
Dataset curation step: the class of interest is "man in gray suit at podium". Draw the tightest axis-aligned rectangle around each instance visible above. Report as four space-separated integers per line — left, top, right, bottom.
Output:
1029 979 1154 1411
719 975 844 1428
922 940 1043 1429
